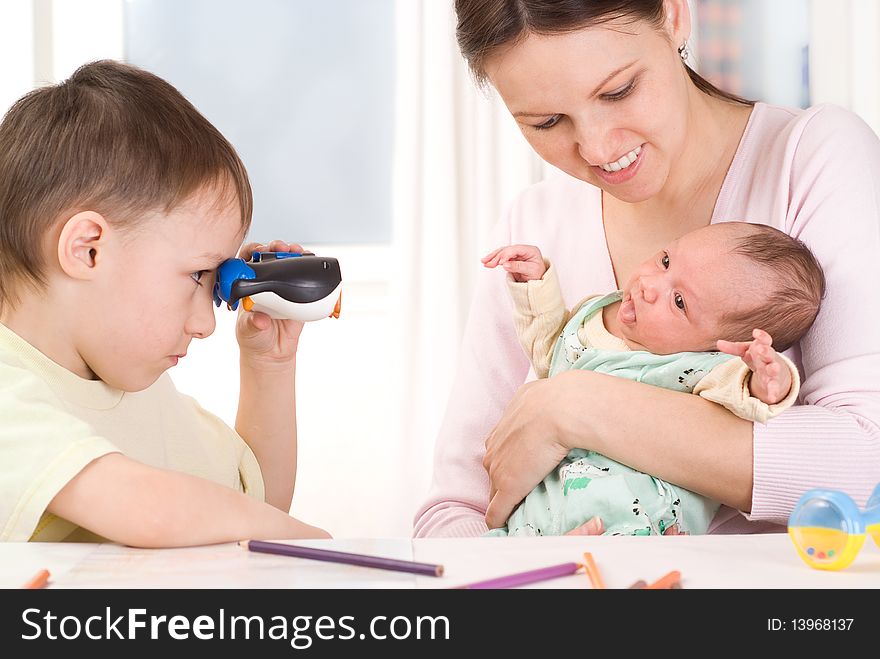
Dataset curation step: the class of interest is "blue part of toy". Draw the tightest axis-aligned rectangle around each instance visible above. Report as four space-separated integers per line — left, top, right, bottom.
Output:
868 483 880 510
250 251 302 262
213 258 255 310
788 488 865 535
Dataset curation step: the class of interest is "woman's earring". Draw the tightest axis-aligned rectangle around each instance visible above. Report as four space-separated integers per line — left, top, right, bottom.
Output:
678 41 691 62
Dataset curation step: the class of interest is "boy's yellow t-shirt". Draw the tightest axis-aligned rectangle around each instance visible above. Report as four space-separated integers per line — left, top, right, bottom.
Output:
0 322 265 542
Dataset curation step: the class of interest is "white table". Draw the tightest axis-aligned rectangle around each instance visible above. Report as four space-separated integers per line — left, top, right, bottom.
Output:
2 534 878 589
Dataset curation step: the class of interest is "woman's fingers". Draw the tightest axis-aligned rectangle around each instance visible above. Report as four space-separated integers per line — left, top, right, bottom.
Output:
486 490 522 531
565 516 604 535
663 525 688 536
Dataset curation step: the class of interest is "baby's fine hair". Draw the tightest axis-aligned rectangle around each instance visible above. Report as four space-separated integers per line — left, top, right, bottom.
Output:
720 223 826 352
0 59 252 310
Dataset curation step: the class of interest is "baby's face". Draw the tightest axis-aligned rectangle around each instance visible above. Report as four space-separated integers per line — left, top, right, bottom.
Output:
78 187 246 391
616 224 759 354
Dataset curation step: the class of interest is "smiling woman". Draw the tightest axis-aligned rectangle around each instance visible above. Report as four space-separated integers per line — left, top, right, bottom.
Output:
415 0 880 540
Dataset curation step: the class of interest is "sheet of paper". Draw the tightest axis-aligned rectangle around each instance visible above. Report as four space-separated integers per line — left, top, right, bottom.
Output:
0 542 99 589
53 538 418 589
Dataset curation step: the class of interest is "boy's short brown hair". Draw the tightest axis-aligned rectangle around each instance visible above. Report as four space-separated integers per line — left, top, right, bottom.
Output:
720 223 826 352
0 59 252 310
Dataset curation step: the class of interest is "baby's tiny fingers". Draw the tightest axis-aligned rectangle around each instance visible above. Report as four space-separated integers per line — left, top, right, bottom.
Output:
752 328 773 345
717 339 748 356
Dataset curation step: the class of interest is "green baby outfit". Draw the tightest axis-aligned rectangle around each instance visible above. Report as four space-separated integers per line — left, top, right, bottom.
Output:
487 292 735 537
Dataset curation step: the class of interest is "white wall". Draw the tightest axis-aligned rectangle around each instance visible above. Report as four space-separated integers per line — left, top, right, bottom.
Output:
810 0 880 134
0 0 34 115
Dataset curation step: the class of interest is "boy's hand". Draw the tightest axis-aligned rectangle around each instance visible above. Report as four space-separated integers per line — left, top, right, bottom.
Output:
717 329 792 405
235 240 307 368
482 245 547 282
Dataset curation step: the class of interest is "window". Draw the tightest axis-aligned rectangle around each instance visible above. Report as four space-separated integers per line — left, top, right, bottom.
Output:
695 0 810 108
124 0 396 245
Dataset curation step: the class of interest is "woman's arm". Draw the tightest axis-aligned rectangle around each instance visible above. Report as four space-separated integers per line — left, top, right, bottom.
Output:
746 105 880 522
484 370 753 529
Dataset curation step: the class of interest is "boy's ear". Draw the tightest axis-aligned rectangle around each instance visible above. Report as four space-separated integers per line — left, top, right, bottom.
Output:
56 211 110 280
663 0 691 48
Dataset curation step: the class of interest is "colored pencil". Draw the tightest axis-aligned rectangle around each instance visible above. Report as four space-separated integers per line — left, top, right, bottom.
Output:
22 569 50 589
244 540 444 577
627 579 648 589
646 570 682 589
455 562 581 589
581 552 606 589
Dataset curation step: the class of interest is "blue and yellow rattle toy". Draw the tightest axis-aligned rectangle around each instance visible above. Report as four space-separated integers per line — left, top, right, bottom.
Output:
788 483 880 570
213 251 342 322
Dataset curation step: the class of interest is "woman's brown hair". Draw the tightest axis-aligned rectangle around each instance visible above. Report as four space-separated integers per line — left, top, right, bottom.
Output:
454 0 753 106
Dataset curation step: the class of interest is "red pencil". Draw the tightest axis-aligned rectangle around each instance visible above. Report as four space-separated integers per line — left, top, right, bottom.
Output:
22 569 50 589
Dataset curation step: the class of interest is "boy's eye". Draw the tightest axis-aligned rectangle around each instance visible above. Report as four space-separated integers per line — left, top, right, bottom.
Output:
191 270 208 285
661 254 670 269
674 293 685 310
533 115 561 131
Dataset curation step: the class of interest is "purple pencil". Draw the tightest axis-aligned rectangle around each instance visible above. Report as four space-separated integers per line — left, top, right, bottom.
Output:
455 562 582 589
244 540 444 577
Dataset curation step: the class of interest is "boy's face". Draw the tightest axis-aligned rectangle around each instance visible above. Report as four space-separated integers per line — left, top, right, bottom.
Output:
80 188 246 391
616 225 760 354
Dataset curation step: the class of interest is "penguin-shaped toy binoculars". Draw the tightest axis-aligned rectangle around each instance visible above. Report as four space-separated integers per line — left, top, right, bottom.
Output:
213 251 342 322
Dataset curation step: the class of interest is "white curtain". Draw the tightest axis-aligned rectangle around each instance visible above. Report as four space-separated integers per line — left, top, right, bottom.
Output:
810 0 880 134
390 1 544 518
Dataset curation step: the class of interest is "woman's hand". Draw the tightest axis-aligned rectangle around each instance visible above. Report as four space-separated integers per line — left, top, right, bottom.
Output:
235 240 308 368
484 373 590 529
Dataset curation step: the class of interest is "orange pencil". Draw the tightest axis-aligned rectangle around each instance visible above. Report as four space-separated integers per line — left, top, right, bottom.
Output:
646 570 681 589
22 569 50 589
581 552 606 589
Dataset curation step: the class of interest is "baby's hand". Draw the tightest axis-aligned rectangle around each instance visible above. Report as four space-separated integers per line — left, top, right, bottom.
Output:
481 244 547 282
717 329 792 405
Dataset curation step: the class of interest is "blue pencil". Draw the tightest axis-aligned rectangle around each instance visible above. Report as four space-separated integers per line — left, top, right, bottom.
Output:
454 562 582 589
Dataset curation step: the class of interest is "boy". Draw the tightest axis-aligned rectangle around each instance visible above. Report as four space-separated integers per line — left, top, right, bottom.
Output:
0 60 328 546
482 221 825 535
